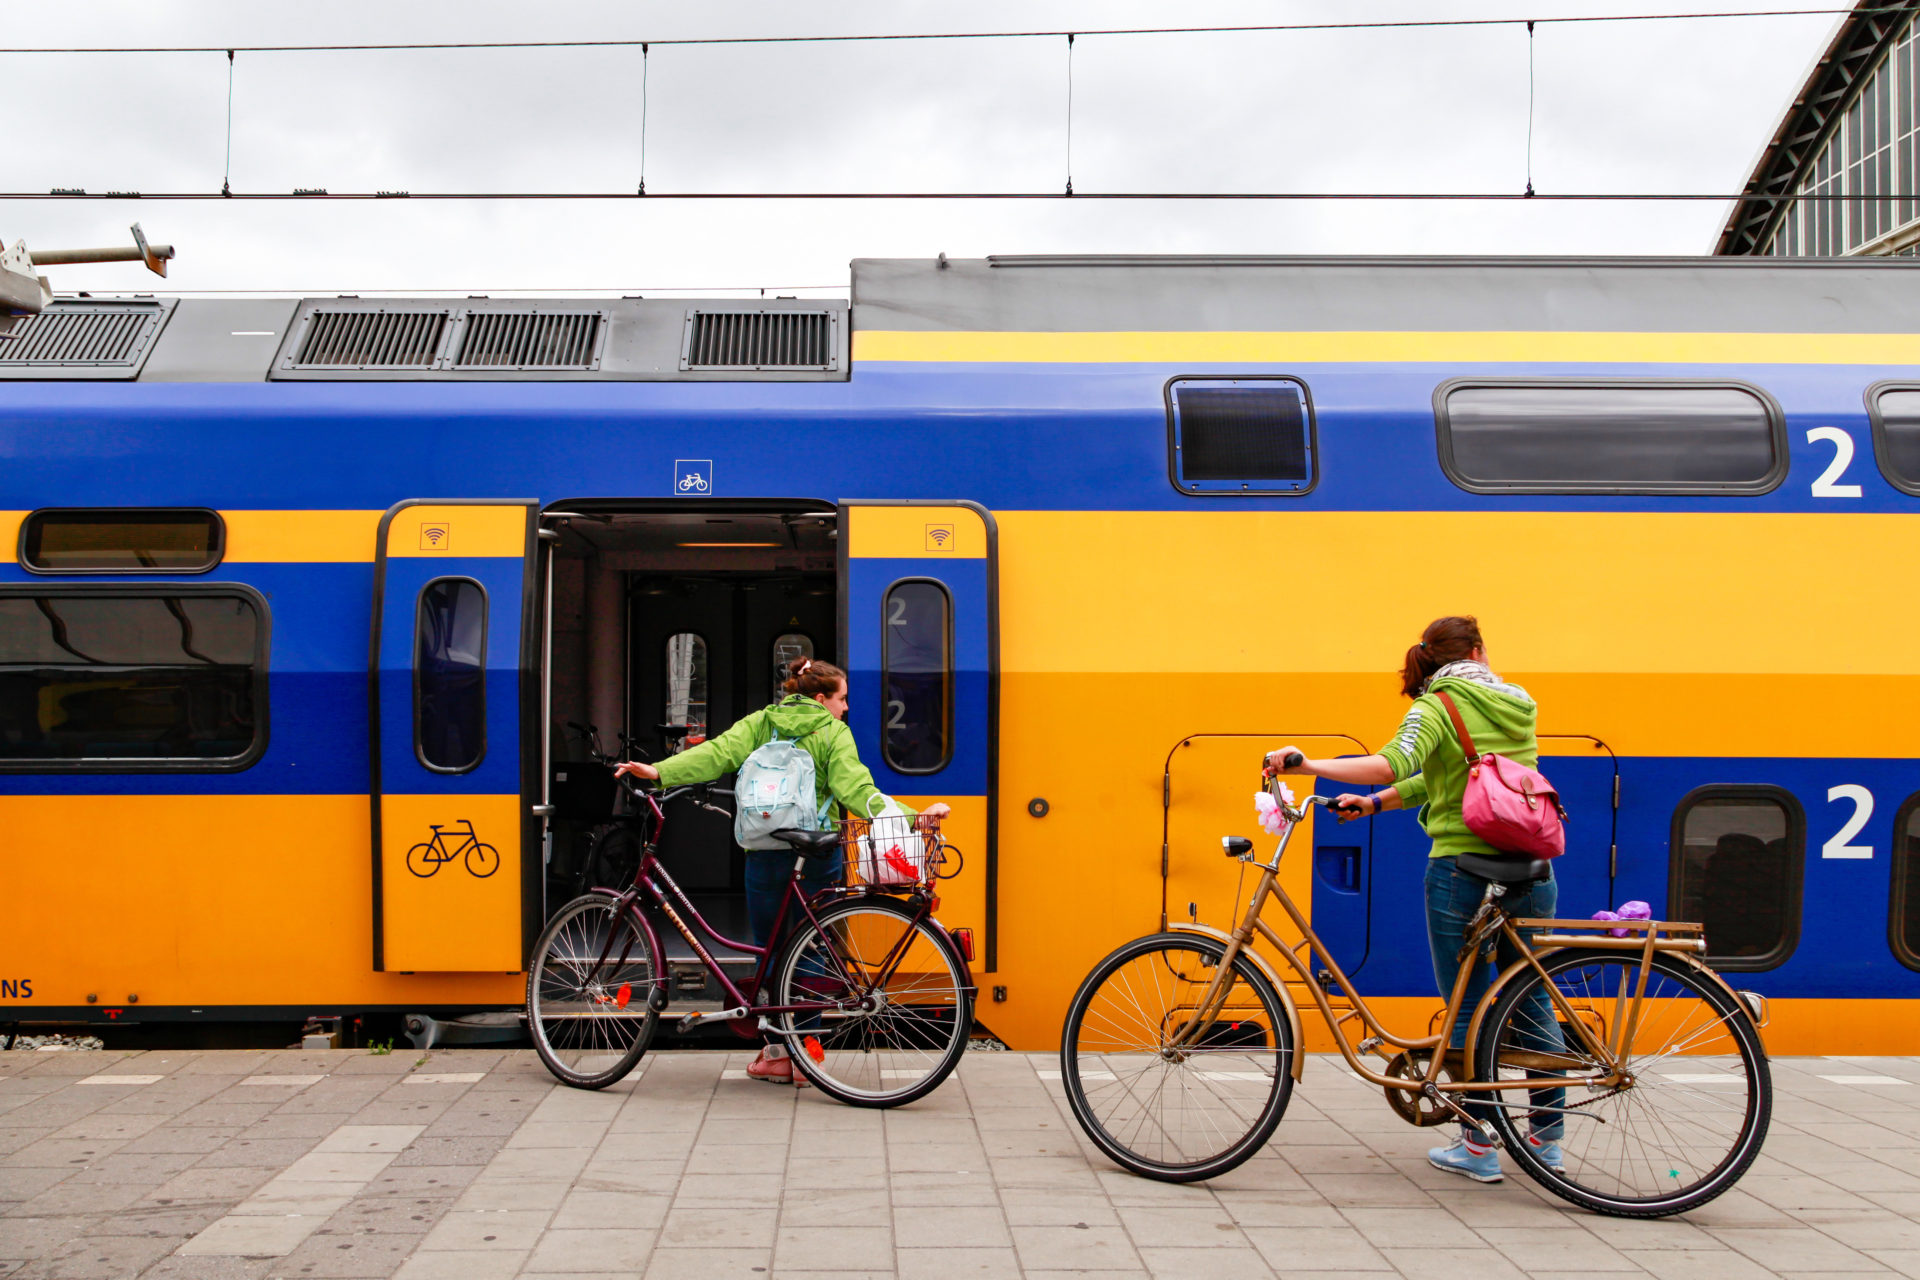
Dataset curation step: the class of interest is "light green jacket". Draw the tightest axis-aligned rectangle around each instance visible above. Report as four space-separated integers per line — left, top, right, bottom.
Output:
653 695 911 823
1379 676 1540 859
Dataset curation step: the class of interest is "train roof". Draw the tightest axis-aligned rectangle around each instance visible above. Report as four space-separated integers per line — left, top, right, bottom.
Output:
852 254 1920 336
4 254 1917 382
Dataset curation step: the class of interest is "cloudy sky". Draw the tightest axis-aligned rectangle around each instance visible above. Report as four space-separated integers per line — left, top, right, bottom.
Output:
3 1 1844 297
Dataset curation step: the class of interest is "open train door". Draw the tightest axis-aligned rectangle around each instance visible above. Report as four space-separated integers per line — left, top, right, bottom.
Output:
371 500 541 972
840 501 997 969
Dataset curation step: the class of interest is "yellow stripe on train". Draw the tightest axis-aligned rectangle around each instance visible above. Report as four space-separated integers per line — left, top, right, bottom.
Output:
852 329 1920 365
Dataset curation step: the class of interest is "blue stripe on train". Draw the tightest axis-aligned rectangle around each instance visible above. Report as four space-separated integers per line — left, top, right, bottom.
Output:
0 362 1913 514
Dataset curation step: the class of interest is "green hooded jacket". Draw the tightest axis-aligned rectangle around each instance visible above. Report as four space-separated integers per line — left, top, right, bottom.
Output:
1379 672 1540 859
652 695 912 825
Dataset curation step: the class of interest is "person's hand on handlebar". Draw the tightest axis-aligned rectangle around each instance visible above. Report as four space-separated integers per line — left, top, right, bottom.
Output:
915 802 952 832
612 760 660 783
1330 793 1374 823
1264 746 1311 776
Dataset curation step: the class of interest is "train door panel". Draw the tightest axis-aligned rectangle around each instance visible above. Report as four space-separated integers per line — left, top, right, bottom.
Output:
1536 737 1619 919
841 501 996 967
1165 735 1369 977
372 500 539 973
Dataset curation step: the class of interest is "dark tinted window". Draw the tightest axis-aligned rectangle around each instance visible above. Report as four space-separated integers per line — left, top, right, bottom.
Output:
883 580 951 774
664 632 709 749
1440 382 1782 493
1168 378 1316 495
415 578 487 772
22 509 223 573
1669 788 1803 971
1871 386 1920 494
1892 794 1920 970
0 590 263 767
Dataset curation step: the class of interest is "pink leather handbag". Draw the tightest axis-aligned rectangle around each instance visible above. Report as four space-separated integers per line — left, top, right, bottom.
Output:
1434 690 1567 859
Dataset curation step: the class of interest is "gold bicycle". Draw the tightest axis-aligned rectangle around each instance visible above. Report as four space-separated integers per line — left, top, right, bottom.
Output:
1059 769 1771 1217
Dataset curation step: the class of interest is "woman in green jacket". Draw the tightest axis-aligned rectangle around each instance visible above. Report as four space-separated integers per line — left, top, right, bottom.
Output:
614 656 949 1083
1267 615 1565 1184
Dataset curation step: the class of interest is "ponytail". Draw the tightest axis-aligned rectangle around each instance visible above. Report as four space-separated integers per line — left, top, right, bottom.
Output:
781 655 847 699
1399 615 1483 698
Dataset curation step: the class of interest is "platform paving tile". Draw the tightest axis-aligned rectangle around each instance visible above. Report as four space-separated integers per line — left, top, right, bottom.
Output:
0 1050 1912 1275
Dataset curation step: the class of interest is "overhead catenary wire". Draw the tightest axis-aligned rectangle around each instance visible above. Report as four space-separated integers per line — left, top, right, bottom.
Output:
1525 22 1537 199
638 43 649 196
221 50 235 198
5 190 1913 201
1064 34 1075 198
0 7 1895 54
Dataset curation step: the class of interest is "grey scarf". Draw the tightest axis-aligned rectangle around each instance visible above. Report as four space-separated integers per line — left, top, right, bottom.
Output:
1421 659 1534 704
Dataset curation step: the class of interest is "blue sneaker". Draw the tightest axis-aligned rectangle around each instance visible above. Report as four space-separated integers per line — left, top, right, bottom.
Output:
1428 1136 1503 1183
1527 1133 1564 1172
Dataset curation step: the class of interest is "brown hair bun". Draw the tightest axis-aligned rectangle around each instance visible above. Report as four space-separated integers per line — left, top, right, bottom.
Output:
1399 616 1483 699
782 656 847 698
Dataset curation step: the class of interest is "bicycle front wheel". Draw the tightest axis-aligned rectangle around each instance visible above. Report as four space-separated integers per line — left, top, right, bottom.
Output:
526 894 661 1089
771 896 971 1108
1061 933 1296 1182
1474 947 1770 1217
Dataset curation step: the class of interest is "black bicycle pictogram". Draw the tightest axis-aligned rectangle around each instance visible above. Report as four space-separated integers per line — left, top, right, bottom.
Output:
406 819 500 879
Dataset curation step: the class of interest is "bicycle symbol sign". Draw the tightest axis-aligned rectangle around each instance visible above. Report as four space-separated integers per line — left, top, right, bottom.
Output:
405 818 501 879
673 459 713 495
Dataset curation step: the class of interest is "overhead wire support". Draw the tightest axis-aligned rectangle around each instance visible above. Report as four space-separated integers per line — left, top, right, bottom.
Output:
1525 21 1536 198
0 8 1898 54
638 42 649 196
1064 34 1075 197
222 49 235 198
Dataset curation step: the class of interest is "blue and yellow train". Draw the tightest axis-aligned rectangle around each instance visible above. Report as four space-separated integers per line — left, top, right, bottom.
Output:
2 255 1916 1053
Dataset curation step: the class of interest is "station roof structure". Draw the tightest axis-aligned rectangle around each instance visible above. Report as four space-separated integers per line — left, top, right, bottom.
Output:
1717 0 1920 255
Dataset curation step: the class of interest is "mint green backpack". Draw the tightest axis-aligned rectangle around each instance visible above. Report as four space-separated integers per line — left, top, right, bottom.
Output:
733 726 830 851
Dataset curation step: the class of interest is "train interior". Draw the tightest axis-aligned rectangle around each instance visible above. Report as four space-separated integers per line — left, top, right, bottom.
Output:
542 503 839 994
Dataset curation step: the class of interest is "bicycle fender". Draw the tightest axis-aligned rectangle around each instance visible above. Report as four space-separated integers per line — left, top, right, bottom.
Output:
1167 923 1305 1081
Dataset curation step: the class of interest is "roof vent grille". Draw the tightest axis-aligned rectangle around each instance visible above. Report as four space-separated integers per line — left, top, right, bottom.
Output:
682 309 838 371
455 311 603 370
290 309 449 369
0 301 165 368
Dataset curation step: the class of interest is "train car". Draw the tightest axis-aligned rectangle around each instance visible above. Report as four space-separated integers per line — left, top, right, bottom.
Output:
1 255 1916 1054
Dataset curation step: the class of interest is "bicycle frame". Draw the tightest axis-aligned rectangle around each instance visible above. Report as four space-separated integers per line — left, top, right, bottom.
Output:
584 785 944 1031
1176 787 1713 1128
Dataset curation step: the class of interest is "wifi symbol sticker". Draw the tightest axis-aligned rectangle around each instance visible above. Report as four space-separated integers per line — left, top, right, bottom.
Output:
419 523 451 551
925 524 956 552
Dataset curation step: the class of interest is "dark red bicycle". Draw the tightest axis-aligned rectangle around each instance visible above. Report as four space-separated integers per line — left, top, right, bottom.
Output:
525 776 976 1106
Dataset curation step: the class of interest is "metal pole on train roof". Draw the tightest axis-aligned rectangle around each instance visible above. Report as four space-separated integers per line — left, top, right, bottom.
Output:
1 223 174 336
29 222 174 276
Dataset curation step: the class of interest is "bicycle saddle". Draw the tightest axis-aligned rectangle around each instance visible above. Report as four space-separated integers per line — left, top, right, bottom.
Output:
1455 852 1553 884
769 828 842 858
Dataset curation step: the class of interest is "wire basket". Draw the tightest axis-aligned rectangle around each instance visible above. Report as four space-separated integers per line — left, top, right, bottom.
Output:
840 812 954 889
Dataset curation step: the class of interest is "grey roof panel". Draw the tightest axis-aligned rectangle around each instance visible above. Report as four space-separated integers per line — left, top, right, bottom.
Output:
140 299 297 382
851 255 1920 335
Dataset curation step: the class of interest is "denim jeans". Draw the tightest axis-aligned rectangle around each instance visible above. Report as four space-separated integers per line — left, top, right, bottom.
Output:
743 847 844 1053
1424 856 1566 1142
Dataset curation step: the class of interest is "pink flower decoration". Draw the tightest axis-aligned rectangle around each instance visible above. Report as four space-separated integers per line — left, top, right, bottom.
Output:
1253 788 1292 836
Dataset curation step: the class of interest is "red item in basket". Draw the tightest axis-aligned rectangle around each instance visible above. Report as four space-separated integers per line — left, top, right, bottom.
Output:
883 843 916 880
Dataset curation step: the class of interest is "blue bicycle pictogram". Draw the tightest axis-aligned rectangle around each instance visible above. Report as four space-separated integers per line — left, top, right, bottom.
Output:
405 818 500 879
673 459 713 494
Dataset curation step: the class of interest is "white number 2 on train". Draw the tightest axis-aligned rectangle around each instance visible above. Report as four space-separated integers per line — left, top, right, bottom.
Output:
1822 784 1874 860
1806 427 1863 498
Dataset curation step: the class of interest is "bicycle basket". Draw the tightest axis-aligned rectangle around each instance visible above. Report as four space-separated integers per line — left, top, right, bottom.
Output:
842 813 945 889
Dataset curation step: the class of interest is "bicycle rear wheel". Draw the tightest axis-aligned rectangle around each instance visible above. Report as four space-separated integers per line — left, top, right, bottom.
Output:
771 896 971 1107
1474 947 1770 1217
1060 933 1295 1182
527 893 661 1089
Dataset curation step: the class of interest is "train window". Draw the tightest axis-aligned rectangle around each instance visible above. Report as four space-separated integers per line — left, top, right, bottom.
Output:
1669 786 1804 971
20 508 223 574
1437 381 1786 494
414 577 487 773
882 580 951 774
0 587 266 771
773 632 813 680
1165 377 1317 496
1891 793 1920 970
664 632 709 749
1869 385 1920 495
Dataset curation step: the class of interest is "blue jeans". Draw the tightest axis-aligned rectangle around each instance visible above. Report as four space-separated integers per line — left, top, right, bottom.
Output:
1424 856 1566 1141
743 848 843 1051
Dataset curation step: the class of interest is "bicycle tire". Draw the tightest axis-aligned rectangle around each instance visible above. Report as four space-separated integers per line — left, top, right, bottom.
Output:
404 842 439 879
1060 933 1296 1182
770 896 971 1108
526 893 661 1090
1473 947 1770 1218
466 842 500 879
